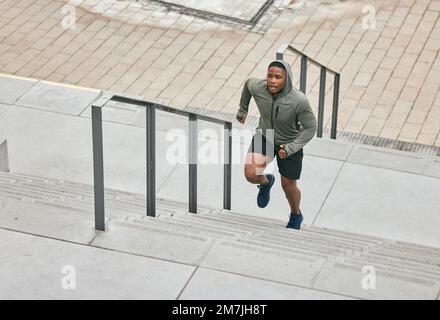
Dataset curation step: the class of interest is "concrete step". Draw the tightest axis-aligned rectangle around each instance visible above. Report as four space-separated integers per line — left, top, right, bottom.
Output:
131 214 440 279
102 217 331 268
198 212 440 270
300 225 384 244
368 245 440 264
128 214 374 263
130 216 243 239
4 171 218 213
223 238 330 262
0 171 435 255
351 253 440 279
0 196 97 244
379 241 440 256
263 228 380 248
161 212 277 233
232 237 338 258
339 257 440 283
245 232 368 255
137 214 252 237
0 184 144 219
0 177 145 211
1 170 440 300
218 209 384 244
0 172 213 217
92 219 213 266
182 211 382 249
165 213 376 257
215 209 286 227
217 210 380 245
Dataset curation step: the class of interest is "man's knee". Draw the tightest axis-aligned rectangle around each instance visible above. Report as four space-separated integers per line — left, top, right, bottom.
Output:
244 165 263 183
281 178 298 192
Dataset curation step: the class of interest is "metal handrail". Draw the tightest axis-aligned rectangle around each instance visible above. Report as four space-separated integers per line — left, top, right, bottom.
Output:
276 44 340 139
91 93 232 231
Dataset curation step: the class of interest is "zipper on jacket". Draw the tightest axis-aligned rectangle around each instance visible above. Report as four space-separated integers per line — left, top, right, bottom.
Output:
275 105 279 118
271 97 275 128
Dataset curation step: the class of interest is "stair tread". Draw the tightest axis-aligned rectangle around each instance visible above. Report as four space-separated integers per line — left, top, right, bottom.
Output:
1 170 439 282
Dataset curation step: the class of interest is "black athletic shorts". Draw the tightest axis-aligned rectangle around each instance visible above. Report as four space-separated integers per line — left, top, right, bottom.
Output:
247 129 303 180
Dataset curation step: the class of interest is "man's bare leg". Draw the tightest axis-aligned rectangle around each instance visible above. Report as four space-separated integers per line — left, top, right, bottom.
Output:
244 153 271 185
281 176 301 214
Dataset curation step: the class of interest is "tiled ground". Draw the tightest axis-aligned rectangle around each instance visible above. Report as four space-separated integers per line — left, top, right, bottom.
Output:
0 0 439 146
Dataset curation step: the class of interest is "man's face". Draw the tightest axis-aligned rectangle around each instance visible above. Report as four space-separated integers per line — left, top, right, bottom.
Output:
267 66 286 95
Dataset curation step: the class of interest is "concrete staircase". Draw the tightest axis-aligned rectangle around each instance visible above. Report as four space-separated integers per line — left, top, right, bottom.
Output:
1 171 440 299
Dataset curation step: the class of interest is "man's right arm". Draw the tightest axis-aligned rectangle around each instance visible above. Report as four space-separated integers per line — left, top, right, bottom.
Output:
236 78 253 122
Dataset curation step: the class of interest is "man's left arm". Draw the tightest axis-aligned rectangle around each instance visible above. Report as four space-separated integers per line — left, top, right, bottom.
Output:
283 98 317 157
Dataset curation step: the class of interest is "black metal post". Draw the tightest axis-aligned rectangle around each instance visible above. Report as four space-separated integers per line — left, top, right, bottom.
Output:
317 67 326 138
300 55 307 94
331 73 340 139
189 114 198 214
92 105 105 231
0 139 9 172
223 123 232 210
146 104 156 217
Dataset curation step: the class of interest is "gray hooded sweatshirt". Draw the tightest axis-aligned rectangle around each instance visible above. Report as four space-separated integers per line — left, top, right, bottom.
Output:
237 60 317 157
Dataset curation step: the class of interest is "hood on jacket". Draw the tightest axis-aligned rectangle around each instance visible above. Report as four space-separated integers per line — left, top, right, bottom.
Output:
267 59 293 97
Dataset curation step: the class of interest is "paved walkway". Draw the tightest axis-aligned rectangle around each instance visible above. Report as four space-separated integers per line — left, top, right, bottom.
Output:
0 0 439 146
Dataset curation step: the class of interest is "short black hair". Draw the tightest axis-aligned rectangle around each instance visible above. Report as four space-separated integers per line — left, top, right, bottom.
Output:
268 61 286 72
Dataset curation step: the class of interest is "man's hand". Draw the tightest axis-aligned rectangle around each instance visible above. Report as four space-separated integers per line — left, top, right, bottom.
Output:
236 114 246 124
278 144 288 159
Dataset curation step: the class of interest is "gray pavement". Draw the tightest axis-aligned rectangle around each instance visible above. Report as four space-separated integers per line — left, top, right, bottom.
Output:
0 73 439 299
0 228 195 300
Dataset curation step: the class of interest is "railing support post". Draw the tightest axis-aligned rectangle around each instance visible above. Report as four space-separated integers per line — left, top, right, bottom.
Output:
189 114 198 214
146 104 156 217
0 139 9 172
331 73 340 139
317 67 326 138
276 44 288 60
92 105 105 231
300 55 307 94
223 123 232 210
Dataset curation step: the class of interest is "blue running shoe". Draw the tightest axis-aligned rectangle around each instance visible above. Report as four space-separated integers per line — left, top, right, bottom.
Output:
286 212 303 230
257 174 275 208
